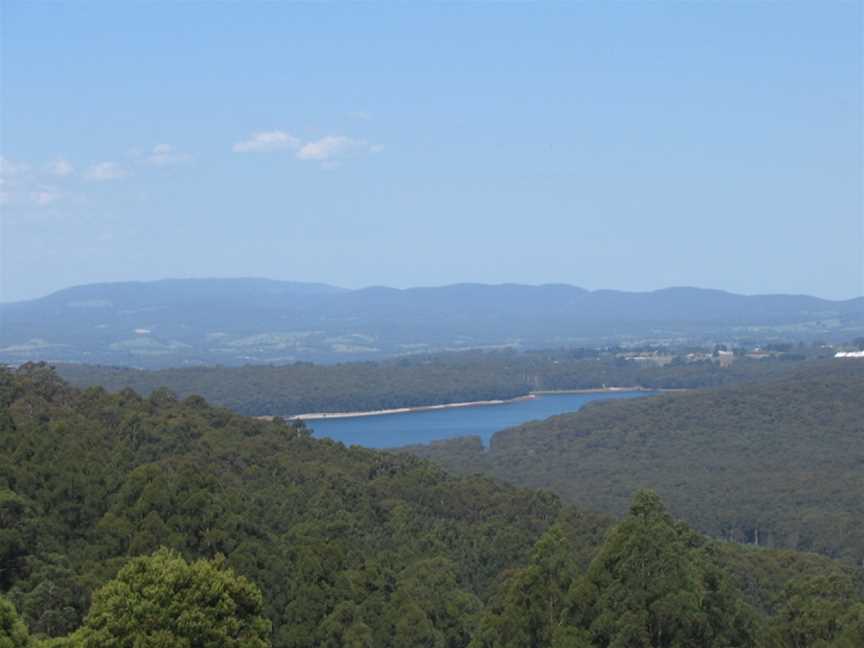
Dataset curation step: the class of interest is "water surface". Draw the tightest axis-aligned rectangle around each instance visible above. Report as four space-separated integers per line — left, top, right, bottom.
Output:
309 391 654 448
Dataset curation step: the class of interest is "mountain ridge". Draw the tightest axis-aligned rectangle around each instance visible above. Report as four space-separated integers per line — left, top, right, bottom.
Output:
11 278 863 305
2 278 862 367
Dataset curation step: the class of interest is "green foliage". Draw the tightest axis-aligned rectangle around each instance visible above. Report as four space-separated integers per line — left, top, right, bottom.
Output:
469 526 579 648
0 596 33 648
1 365 859 647
567 491 759 648
407 361 864 564
472 492 861 648
55 350 814 417
0 365 560 645
762 574 864 648
72 548 270 648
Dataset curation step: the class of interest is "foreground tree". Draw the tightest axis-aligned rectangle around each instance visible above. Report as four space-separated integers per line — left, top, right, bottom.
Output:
567 490 758 647
0 596 33 648
469 526 581 648
72 548 271 648
472 491 759 648
762 574 864 648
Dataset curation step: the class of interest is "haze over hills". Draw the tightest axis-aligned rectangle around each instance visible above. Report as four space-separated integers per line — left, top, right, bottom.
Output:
1 278 863 367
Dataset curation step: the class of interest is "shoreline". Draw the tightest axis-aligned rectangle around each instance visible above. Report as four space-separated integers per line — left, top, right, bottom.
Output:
258 386 682 422
283 394 537 421
531 386 687 395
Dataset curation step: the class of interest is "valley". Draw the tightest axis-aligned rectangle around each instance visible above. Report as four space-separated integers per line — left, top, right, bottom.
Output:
2 363 862 646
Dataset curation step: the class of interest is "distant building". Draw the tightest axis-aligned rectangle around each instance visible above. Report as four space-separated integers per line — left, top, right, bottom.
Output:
716 350 735 367
619 352 674 367
835 351 864 359
681 350 735 366
745 350 772 360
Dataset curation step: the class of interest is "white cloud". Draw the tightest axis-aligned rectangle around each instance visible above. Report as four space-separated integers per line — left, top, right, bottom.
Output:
296 136 376 162
0 157 34 205
1 157 72 207
46 158 74 177
233 131 300 153
231 130 382 167
84 162 128 182
0 156 30 178
144 144 192 166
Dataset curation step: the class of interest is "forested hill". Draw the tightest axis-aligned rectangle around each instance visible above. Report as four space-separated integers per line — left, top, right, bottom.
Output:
2 364 862 646
55 350 816 417
1 363 565 645
3 278 863 366
403 360 864 565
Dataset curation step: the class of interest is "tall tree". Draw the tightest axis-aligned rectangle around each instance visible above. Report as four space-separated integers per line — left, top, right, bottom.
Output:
565 490 757 648
469 526 582 648
0 596 33 648
764 574 864 648
71 548 271 648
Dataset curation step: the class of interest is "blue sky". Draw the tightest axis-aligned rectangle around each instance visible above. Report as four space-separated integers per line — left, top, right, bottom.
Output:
1 1 861 301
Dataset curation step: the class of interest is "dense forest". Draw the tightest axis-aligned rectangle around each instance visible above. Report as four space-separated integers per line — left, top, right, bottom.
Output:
55 348 819 417
1 364 862 646
403 360 864 566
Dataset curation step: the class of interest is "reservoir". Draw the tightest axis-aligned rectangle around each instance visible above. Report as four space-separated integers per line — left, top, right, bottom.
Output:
308 391 654 448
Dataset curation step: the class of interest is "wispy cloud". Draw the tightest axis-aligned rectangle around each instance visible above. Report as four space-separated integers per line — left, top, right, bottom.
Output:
0 156 30 178
84 162 128 182
46 158 74 177
296 136 382 165
0 157 43 206
144 144 192 166
233 131 300 153
0 158 62 207
231 129 381 167
297 136 358 161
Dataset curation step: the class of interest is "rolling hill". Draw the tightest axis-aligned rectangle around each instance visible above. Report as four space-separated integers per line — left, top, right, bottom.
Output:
2 279 863 367
2 363 861 646
402 360 864 564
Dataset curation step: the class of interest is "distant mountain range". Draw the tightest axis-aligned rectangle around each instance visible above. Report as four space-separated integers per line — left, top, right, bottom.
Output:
2 278 863 367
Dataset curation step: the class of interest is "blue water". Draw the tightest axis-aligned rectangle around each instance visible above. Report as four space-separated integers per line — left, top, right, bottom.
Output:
308 392 654 448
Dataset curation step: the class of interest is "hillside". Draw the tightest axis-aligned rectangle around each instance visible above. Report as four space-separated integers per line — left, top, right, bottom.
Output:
0 363 566 645
403 360 864 564
2 364 861 646
2 279 863 366
54 350 820 417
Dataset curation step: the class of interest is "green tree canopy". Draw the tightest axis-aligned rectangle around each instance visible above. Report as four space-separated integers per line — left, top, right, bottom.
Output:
568 490 757 647
0 596 32 648
469 525 581 648
472 491 762 648
73 548 271 648
764 574 864 648
3 365 862 648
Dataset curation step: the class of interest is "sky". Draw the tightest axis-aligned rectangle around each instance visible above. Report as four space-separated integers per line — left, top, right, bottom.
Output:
1 1 862 302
